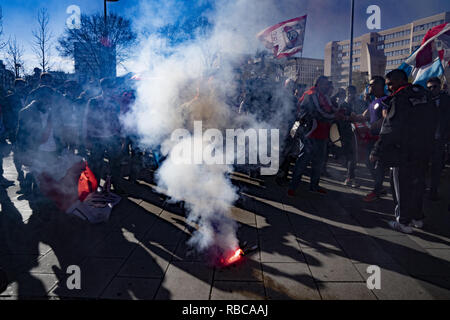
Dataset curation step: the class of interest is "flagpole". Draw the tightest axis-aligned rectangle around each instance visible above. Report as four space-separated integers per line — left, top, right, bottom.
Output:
349 0 355 86
299 14 306 86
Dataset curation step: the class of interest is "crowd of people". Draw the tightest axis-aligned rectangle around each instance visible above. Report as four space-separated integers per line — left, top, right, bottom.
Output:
277 70 450 234
0 69 449 235
0 72 140 198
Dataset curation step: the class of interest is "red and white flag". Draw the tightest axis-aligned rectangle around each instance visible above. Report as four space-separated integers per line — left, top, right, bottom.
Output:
257 15 307 59
405 22 450 68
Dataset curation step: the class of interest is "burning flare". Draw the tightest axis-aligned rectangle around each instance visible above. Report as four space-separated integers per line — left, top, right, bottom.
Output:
220 248 244 266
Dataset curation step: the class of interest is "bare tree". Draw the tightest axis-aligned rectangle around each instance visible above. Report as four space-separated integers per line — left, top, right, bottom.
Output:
6 36 25 78
57 13 137 78
32 8 53 72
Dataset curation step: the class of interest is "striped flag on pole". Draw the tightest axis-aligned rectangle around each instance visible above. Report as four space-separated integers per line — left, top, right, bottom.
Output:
257 15 307 59
398 22 450 87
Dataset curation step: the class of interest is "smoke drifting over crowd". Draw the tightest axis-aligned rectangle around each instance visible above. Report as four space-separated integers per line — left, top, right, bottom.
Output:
123 0 299 260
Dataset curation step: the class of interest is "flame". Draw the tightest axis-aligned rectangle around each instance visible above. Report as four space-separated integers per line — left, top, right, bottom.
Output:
220 248 244 266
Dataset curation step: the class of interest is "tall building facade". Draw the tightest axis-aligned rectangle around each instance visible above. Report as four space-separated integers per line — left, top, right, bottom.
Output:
74 42 117 82
283 57 324 87
325 12 450 88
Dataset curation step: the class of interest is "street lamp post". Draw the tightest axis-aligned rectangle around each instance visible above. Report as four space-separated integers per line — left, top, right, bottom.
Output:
102 0 119 78
14 63 21 78
104 0 119 26
349 0 355 86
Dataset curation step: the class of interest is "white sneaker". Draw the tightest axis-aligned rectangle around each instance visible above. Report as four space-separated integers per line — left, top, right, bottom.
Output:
409 219 424 229
388 221 413 234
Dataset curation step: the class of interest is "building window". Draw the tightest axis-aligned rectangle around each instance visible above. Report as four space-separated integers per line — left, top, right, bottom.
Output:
414 20 443 33
385 49 410 57
413 34 424 42
384 39 410 49
386 58 405 66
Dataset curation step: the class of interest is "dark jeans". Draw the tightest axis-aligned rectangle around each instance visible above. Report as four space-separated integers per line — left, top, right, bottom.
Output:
342 134 356 180
126 136 144 181
391 161 427 225
278 155 293 179
88 136 122 186
0 139 6 177
321 143 330 174
366 140 385 194
430 139 445 195
289 138 327 191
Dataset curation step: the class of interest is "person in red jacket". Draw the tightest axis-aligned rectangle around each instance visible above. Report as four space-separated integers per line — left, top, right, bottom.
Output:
288 76 344 196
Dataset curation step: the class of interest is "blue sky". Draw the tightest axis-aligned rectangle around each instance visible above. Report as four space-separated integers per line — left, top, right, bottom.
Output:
0 0 449 73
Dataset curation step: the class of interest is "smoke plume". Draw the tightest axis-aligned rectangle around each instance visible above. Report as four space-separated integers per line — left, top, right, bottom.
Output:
123 0 299 259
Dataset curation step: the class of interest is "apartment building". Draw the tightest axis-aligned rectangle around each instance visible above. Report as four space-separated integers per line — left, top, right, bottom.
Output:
325 12 450 88
283 57 324 87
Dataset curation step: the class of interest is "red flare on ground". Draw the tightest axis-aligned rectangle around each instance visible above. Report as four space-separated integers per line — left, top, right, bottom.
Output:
220 248 244 266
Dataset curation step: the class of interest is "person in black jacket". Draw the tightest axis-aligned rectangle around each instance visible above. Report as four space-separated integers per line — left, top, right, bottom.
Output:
16 86 61 195
4 79 28 183
338 86 363 188
288 76 343 196
84 78 124 194
371 70 437 233
0 88 7 181
350 76 389 202
426 77 450 201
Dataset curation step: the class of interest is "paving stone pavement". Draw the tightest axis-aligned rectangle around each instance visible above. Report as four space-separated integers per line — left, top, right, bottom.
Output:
1 149 450 300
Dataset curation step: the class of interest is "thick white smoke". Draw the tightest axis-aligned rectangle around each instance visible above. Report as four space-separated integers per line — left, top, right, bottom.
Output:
123 0 303 258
